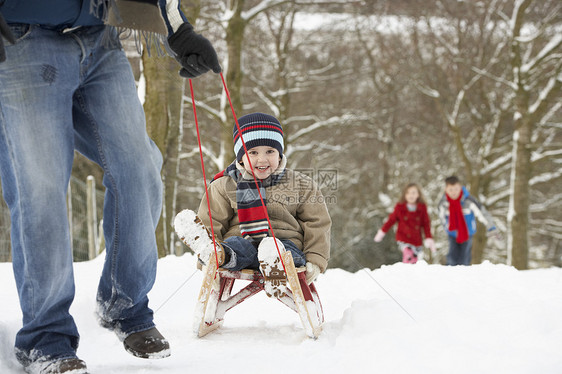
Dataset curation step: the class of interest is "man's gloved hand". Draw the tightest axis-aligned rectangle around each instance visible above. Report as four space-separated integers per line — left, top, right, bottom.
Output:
305 262 321 285
0 11 16 63
167 22 221 79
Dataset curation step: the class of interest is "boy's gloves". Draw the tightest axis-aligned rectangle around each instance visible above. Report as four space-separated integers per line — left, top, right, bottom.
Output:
167 22 221 78
373 229 385 242
424 238 437 253
305 262 321 285
0 11 16 63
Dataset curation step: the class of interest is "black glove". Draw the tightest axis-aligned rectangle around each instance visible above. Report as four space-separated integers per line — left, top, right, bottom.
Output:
168 22 221 79
0 10 16 63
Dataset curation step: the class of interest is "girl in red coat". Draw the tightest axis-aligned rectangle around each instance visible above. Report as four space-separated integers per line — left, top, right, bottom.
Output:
374 183 436 263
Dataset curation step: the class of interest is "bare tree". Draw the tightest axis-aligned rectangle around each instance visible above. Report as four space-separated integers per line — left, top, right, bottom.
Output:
504 0 561 269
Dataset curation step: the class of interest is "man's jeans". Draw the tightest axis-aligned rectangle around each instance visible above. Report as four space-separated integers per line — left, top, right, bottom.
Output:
0 25 163 363
447 236 473 266
222 236 306 271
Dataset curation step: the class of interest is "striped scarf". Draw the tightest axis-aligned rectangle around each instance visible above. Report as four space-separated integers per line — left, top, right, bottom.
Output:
212 156 286 243
90 0 168 53
91 0 167 34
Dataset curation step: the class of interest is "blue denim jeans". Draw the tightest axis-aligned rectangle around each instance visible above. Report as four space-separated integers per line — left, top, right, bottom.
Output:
222 236 306 271
446 236 473 266
0 25 163 364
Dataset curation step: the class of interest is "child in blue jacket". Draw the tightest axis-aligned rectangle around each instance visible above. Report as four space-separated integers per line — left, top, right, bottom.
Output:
438 176 500 265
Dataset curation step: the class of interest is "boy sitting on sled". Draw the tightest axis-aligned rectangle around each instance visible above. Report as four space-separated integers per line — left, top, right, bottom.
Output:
175 112 331 297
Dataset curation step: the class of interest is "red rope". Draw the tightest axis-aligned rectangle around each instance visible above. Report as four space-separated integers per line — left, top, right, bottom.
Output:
219 73 287 272
188 78 220 270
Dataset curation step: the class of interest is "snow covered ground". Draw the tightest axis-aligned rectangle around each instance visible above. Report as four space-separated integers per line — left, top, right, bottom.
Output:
1 254 561 373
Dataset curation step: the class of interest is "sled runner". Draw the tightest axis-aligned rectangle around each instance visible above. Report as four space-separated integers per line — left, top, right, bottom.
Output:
194 251 324 339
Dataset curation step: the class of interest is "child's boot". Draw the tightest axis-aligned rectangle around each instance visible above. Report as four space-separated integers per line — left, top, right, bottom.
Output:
174 209 225 266
257 237 287 298
402 246 417 264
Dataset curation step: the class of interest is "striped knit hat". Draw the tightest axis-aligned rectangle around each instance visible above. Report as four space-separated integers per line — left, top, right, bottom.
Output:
233 113 284 162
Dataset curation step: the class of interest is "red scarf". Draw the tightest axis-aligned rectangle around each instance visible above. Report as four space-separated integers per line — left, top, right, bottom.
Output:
447 190 469 243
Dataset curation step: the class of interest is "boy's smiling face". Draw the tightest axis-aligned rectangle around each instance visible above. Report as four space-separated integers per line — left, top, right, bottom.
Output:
445 183 462 199
240 146 280 179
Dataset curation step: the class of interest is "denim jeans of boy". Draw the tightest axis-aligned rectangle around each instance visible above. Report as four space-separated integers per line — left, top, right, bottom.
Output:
447 236 473 266
0 25 163 364
222 236 306 271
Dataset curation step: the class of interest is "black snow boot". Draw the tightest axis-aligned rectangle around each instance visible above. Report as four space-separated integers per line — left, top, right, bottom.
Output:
123 327 171 359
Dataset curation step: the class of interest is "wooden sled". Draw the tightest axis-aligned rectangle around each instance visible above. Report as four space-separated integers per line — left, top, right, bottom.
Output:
194 251 324 339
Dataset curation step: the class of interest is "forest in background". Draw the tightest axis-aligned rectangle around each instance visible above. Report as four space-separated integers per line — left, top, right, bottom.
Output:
57 0 562 270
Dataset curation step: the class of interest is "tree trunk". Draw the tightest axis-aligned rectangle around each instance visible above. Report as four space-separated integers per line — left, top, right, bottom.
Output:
220 0 246 167
471 224 486 264
142 53 184 258
471 173 494 264
506 0 533 270
508 120 531 269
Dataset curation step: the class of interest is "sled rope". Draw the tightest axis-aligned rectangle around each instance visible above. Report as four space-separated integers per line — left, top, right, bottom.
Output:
342 244 416 322
189 78 221 270
361 268 416 322
154 268 199 312
219 73 287 272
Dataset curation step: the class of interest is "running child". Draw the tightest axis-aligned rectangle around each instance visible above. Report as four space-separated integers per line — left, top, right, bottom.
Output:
374 183 436 263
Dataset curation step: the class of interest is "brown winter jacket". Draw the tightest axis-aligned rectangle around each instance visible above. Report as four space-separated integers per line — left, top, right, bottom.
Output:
197 168 332 272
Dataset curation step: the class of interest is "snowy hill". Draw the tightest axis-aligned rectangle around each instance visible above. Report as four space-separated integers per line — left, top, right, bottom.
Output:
1 254 561 373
